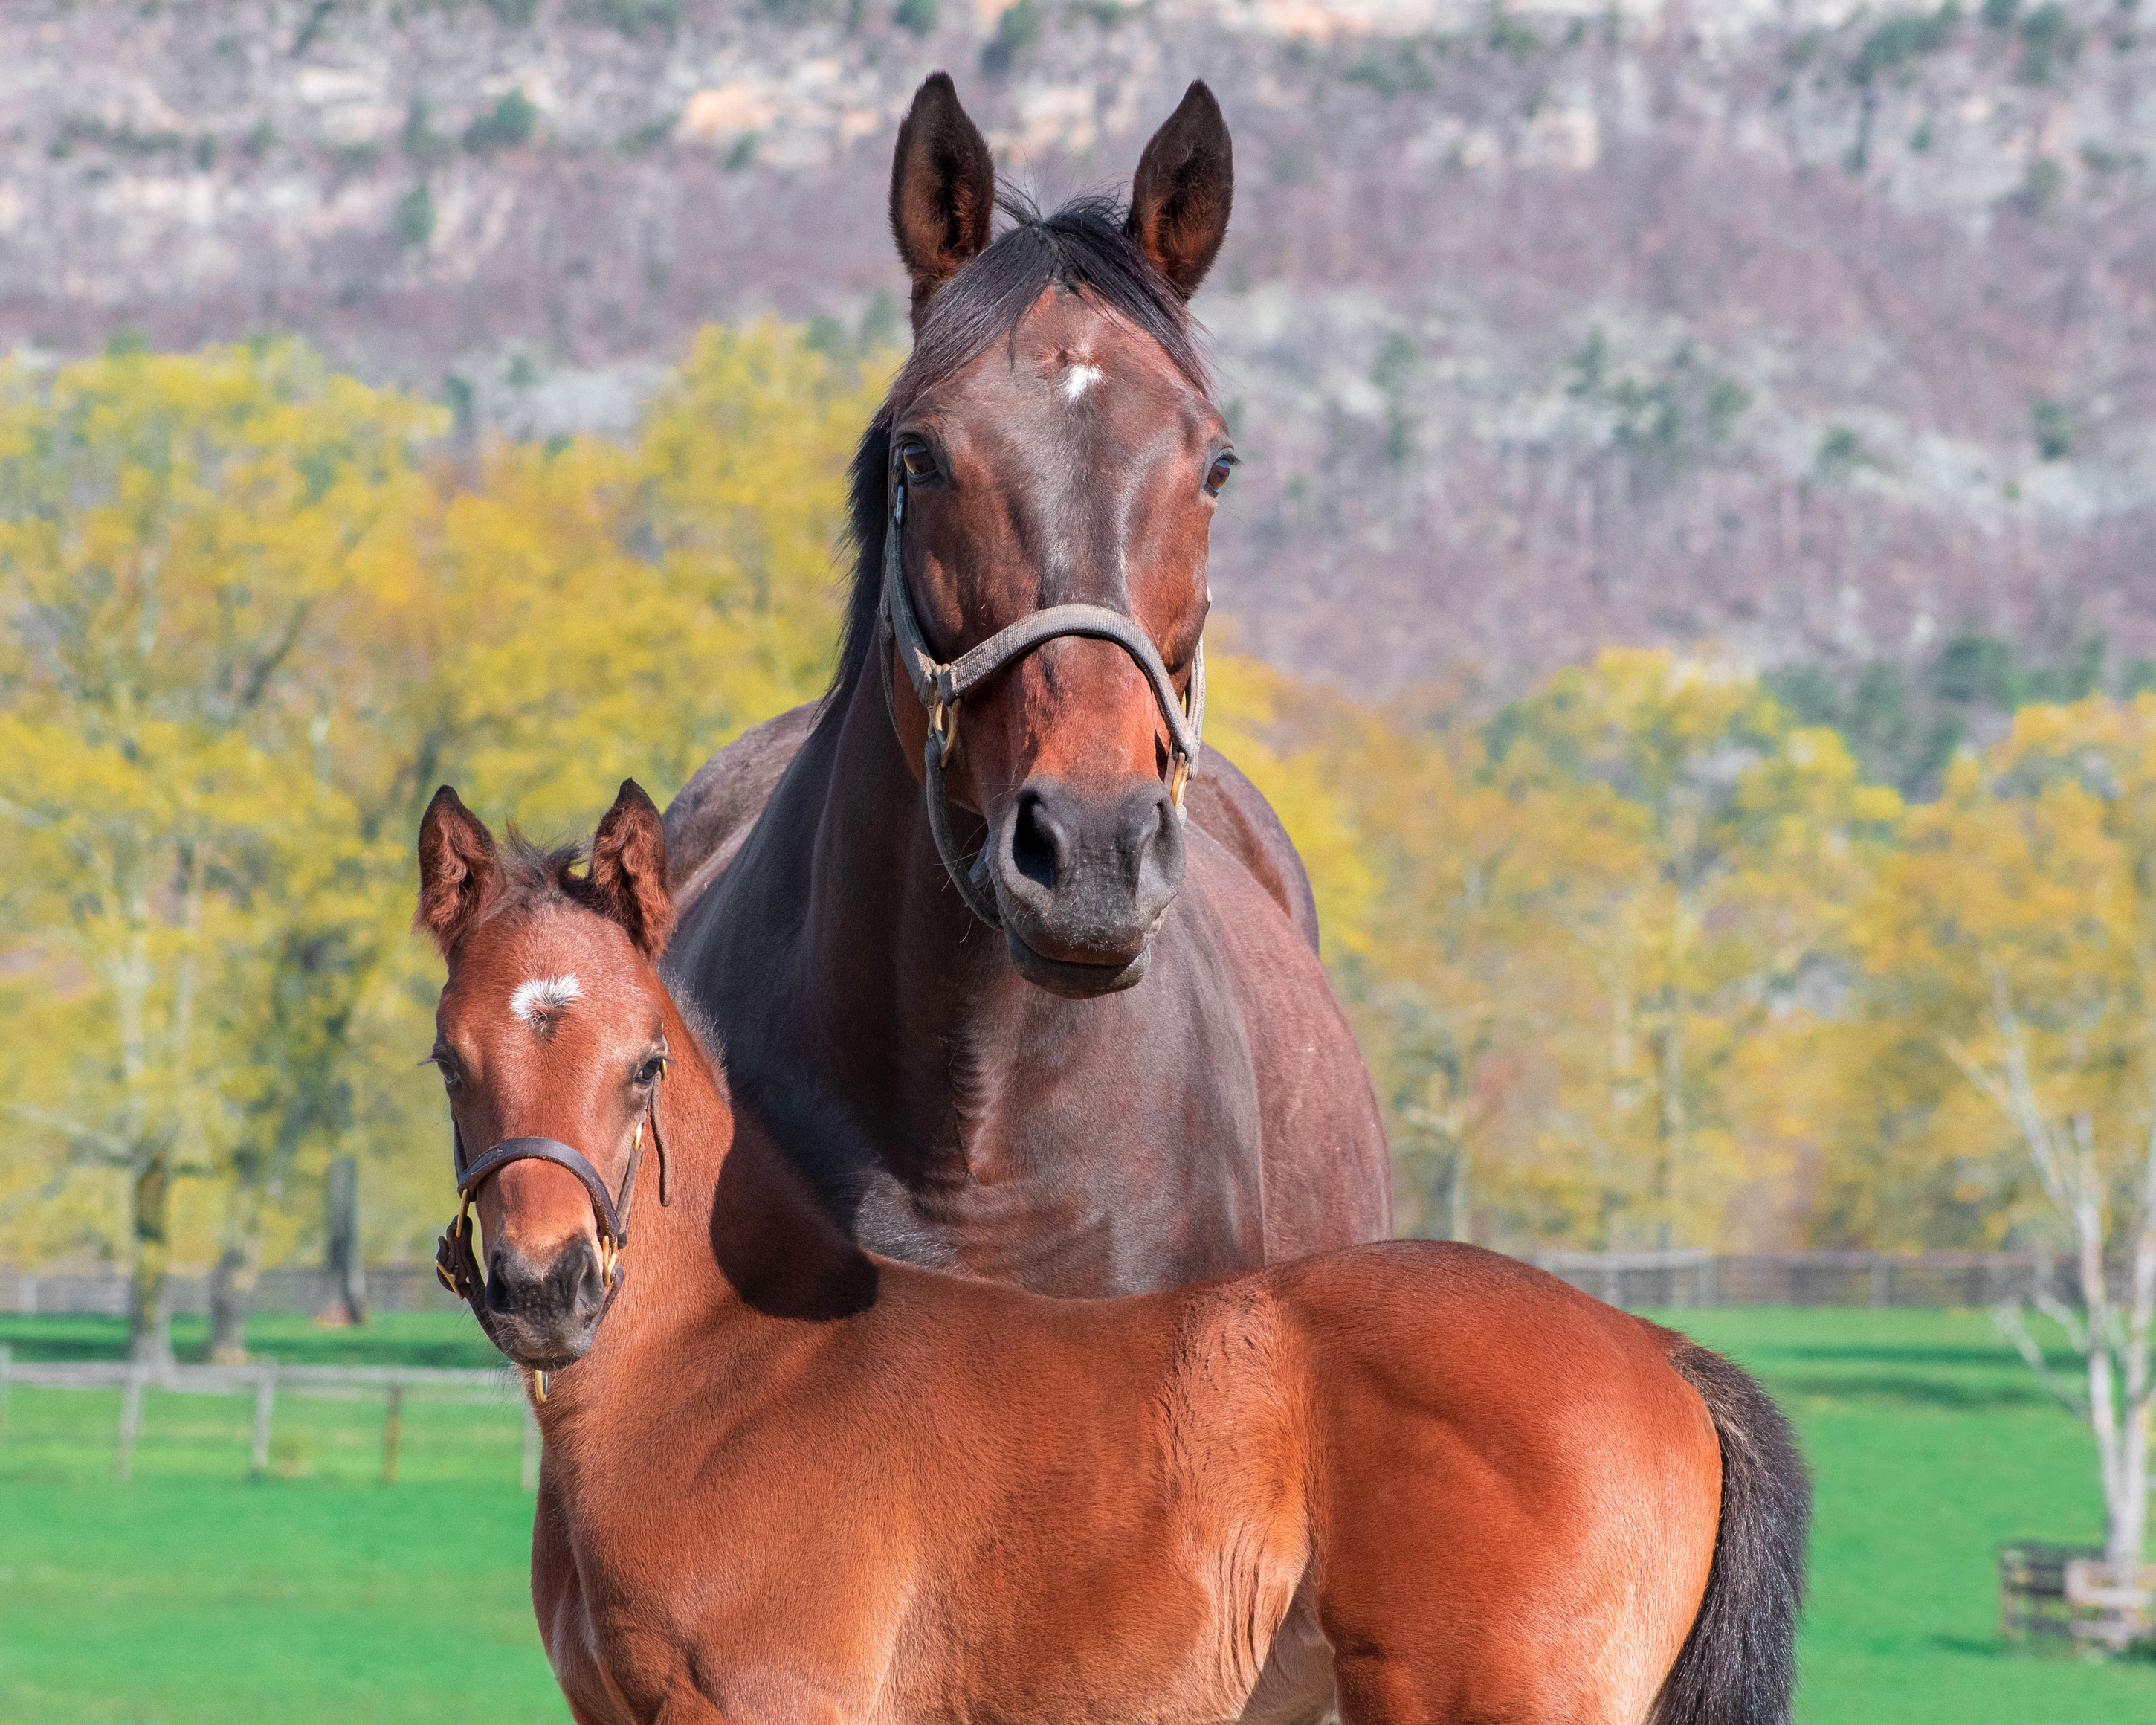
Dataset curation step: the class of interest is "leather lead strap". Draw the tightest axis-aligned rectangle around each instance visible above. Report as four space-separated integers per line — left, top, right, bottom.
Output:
876 459 1206 929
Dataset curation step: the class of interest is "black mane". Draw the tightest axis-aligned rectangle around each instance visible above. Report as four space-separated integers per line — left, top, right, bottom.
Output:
824 193 1210 708
493 832 592 917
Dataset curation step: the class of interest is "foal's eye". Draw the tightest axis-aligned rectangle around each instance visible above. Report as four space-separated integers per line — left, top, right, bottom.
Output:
900 442 937 482
1204 453 1237 497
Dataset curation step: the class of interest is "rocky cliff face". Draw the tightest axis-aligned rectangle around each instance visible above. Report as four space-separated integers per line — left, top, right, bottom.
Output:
7 0 2153 690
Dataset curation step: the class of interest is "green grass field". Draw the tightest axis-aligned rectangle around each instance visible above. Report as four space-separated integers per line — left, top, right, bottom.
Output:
1 1305 2151 1723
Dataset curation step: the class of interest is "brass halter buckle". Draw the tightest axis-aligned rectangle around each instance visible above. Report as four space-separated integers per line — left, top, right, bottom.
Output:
929 691 961 767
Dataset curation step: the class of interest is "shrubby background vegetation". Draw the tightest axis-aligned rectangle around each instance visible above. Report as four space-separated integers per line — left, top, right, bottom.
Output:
6 328 2156 1347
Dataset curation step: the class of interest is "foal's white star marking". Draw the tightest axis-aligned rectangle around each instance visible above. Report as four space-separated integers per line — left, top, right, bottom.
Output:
510 974 582 1029
1061 363 1103 402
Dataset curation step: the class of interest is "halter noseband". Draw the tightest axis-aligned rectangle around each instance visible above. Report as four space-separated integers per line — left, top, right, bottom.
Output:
875 451 1206 927
434 1061 671 1390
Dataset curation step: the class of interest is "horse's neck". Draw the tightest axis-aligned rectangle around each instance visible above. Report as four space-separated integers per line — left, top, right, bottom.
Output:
797 667 1018 1107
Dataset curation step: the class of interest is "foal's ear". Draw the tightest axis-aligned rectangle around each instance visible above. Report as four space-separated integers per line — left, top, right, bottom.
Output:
416 786 501 957
889 72 996 327
1126 82 1233 299
588 780 675 961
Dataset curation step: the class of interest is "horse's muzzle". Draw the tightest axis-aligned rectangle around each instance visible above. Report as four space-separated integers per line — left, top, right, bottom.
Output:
482 1238 611 1370
991 774 1184 994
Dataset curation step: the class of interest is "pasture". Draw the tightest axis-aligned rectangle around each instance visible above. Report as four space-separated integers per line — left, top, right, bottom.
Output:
0 1306 2148 1724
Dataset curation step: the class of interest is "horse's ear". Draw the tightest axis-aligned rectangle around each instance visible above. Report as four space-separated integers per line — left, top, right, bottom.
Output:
1126 82 1233 299
889 72 996 327
416 786 501 957
588 780 675 961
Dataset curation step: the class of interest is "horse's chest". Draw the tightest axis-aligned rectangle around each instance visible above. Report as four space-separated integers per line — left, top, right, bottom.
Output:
849 1077 1267 1294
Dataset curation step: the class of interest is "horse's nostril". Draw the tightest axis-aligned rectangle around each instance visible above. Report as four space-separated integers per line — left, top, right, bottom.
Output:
1012 791 1061 891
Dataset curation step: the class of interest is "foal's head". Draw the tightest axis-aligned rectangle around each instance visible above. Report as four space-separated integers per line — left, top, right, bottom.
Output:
856 75 1236 996
416 781 677 1371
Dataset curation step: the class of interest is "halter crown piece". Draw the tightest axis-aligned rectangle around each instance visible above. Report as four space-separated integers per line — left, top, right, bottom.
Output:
435 1059 671 1393
876 449 1206 927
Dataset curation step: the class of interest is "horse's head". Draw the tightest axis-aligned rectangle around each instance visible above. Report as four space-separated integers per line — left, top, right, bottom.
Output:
874 75 1236 996
415 781 676 1372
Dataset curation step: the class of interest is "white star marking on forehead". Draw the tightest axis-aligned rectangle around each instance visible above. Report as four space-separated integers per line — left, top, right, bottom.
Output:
1062 363 1103 402
510 974 582 1030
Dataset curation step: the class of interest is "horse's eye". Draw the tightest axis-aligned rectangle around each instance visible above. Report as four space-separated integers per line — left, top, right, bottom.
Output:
1204 453 1237 497
435 1060 462 1094
900 443 936 482
634 1057 664 1087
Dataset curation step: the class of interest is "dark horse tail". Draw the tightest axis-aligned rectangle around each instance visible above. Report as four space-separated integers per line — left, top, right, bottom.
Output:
1650 1338 1810 1725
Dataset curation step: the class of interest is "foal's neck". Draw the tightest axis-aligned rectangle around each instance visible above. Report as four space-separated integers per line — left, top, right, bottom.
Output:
589 990 873 1362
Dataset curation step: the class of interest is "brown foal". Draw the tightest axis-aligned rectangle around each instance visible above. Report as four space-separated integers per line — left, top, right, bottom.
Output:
420 783 1807 1725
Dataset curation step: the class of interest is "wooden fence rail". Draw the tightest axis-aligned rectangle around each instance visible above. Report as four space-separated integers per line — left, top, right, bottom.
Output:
1516 1248 2093 1312
0 1347 538 1488
0 1250 2111 1325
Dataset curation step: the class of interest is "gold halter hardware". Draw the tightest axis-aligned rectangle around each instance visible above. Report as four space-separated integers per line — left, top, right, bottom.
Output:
929 691 961 767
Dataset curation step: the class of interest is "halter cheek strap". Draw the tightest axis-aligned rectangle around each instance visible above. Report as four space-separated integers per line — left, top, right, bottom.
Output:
876 455 1206 928
434 1062 671 1381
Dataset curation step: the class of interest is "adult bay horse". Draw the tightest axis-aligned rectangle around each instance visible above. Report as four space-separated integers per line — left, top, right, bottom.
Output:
662 74 1392 1295
420 782 1807 1725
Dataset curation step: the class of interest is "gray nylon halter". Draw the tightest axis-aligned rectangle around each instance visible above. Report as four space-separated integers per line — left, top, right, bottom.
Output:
875 453 1205 926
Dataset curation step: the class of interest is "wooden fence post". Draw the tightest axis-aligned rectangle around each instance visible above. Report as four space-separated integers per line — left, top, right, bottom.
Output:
115 1365 146 1482
520 1396 540 1492
381 1383 404 1486
250 1361 276 1477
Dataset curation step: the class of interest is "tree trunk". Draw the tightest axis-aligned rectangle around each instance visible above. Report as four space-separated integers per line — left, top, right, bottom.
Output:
209 1170 268 1363
128 1152 172 1365
323 1155 366 1326
207 1245 255 1364
2109 1107 2156 1582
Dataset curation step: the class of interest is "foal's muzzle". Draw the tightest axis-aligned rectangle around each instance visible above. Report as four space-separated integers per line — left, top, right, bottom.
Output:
482 1236 612 1371
435 1071 671 1384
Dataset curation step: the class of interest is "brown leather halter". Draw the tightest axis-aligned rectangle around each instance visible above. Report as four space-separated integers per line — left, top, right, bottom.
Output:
435 1060 671 1384
876 452 1206 927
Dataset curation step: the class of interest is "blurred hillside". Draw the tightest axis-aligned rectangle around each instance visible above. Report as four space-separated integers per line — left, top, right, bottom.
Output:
6 0 2152 695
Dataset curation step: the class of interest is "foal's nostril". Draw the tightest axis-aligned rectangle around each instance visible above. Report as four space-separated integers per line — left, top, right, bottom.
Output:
1012 790 1062 892
563 1245 607 1316
486 1250 518 1314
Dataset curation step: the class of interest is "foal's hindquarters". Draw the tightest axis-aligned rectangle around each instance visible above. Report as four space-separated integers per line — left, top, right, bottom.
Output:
604 1244 1732 1725
1277 1246 1724 1724
1137 1244 1724 1725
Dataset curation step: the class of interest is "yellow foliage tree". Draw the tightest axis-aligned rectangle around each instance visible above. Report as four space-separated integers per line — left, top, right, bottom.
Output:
1853 697 2156 1590
0 325 892 1352
1235 648 1896 1250
0 340 438 1356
